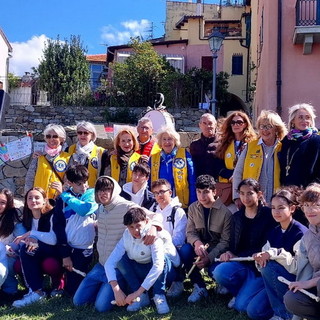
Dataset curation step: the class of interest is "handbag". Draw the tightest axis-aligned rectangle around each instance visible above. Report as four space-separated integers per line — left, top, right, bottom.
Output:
215 182 233 206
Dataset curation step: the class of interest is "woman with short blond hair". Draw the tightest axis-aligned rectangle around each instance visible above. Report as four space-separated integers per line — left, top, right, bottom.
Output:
25 124 70 199
233 110 287 204
149 126 196 208
279 103 320 188
67 121 104 188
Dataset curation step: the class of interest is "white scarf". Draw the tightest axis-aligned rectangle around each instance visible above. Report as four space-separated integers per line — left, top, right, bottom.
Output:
73 141 95 165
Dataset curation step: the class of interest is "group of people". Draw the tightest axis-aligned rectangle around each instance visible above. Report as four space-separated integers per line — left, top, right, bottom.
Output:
0 103 319 320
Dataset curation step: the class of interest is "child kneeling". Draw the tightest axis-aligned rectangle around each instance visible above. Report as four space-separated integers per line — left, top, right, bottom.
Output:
105 207 179 315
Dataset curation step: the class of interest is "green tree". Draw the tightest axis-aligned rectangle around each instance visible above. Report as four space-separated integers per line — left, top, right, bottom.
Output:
37 35 90 106
216 71 231 114
111 38 174 107
162 67 213 108
7 73 21 90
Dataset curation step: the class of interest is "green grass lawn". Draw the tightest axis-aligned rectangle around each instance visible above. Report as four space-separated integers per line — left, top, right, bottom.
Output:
0 279 250 320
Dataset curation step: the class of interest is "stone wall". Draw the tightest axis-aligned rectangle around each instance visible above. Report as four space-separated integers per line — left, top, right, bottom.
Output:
4 104 206 132
1 104 204 198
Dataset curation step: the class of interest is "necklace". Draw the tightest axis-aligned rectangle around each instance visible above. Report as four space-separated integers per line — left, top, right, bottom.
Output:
285 146 300 176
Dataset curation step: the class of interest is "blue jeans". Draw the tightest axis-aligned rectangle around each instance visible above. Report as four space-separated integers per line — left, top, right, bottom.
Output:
213 261 272 320
118 253 175 295
19 242 59 291
260 261 295 319
73 263 125 312
2 255 19 294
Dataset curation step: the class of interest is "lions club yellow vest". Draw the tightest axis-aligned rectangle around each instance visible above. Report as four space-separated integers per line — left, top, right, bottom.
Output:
243 140 281 192
219 142 236 183
151 148 189 208
34 152 70 199
69 144 104 187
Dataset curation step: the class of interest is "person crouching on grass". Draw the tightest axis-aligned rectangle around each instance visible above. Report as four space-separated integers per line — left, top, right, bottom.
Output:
179 174 232 303
105 207 180 315
73 176 162 312
282 183 320 320
121 162 156 210
151 178 187 298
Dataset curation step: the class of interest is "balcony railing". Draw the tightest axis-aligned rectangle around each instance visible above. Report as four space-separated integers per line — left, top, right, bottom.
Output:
296 0 320 26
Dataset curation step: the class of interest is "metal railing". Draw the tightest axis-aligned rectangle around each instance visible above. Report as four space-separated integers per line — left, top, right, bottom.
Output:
296 0 320 26
9 77 208 109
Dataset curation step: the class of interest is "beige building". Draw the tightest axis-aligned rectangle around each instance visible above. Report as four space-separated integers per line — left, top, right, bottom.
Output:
165 0 251 114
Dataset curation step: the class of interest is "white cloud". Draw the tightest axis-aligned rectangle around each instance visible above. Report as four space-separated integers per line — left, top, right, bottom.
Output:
101 19 151 46
9 34 49 76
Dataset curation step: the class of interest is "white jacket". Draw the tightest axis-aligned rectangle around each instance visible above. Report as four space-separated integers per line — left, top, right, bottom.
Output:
155 196 187 247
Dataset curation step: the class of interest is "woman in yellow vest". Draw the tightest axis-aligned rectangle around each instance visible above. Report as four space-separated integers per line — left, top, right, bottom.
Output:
215 111 256 210
149 125 196 209
67 121 104 188
24 124 70 199
216 111 256 180
100 127 139 187
233 110 287 205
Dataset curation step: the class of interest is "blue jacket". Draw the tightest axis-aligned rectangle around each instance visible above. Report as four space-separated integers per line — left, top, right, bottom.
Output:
149 147 196 206
267 219 308 255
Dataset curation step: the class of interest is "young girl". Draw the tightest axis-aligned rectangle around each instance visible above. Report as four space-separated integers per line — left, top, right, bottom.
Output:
0 188 25 298
12 187 64 308
100 128 139 187
254 188 308 320
213 178 277 320
281 184 320 320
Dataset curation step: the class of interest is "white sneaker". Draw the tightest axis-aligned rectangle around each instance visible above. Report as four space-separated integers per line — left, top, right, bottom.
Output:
153 294 170 314
227 297 236 309
187 284 208 303
167 281 184 298
12 291 46 308
269 316 285 320
127 292 150 312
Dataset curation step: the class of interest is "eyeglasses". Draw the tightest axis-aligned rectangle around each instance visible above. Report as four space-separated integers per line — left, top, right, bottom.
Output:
259 124 274 130
77 131 90 136
45 134 59 139
153 189 170 196
231 120 244 126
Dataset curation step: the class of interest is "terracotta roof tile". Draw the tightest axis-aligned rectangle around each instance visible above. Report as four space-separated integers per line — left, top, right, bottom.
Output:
86 54 107 62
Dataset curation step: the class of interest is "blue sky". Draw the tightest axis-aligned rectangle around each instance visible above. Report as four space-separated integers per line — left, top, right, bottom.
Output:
2 0 220 76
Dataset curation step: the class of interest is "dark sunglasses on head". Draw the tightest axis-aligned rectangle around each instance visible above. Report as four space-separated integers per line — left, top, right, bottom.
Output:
45 134 59 139
77 131 90 136
231 120 244 126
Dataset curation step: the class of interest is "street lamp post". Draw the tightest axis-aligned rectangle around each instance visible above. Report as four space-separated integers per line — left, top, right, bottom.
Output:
208 29 225 116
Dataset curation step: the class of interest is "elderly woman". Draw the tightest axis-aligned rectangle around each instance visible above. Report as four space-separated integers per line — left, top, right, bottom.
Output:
25 124 70 199
279 103 320 188
149 126 196 208
233 110 287 204
67 121 104 188
100 127 139 187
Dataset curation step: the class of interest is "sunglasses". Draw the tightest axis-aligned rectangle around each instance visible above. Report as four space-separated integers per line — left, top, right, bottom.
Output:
77 131 90 136
45 134 59 139
231 120 245 126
